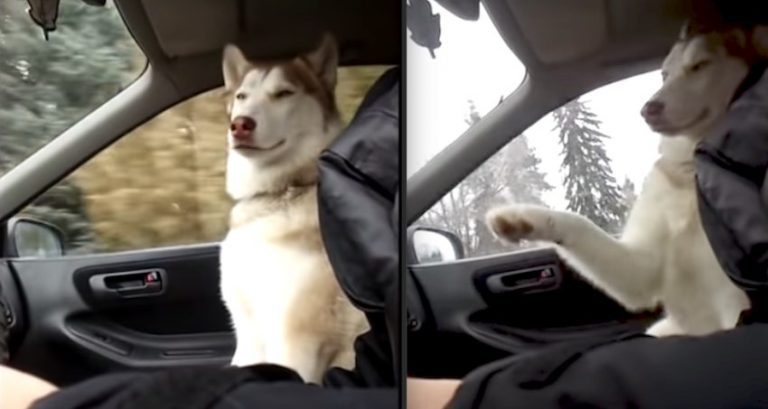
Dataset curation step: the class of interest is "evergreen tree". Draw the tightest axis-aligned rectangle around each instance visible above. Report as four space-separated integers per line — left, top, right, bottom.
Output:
0 1 137 252
553 99 626 233
20 182 100 253
620 177 637 223
1 1 136 162
421 100 553 257
621 177 637 207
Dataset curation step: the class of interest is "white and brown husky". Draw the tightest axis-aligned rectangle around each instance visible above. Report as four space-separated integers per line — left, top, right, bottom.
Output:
219 35 368 383
487 24 768 337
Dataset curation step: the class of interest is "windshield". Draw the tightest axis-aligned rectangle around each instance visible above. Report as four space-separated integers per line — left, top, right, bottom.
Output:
0 1 145 178
406 0 526 177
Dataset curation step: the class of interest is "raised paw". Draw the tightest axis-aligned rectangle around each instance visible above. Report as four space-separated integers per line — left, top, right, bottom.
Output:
486 205 560 243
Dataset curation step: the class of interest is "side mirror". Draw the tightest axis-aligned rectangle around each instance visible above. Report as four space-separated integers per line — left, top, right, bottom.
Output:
407 226 464 264
5 217 65 258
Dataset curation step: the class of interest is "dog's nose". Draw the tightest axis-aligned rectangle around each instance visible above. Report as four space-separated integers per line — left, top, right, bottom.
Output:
641 100 665 118
230 116 256 141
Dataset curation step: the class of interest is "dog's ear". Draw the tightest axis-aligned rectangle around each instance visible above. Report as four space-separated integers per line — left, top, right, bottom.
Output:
222 44 250 92
718 28 750 57
679 20 692 40
752 26 768 59
724 28 748 47
302 33 338 90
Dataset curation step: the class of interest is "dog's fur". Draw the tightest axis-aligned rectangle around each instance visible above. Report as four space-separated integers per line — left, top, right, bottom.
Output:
219 35 368 382
487 25 768 337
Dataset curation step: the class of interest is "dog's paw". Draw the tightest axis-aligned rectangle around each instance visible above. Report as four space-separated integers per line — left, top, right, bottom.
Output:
486 205 560 243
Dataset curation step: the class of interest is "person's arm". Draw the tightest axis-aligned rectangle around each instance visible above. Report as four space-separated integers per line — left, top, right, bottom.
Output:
0 365 58 409
407 378 461 409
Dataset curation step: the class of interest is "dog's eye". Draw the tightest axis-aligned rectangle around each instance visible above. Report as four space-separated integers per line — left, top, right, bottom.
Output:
235 92 247 101
661 71 669 82
690 60 710 72
273 89 295 99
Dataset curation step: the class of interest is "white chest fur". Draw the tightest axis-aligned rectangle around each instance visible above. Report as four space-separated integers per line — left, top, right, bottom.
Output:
221 189 323 317
219 188 349 381
636 159 750 335
219 187 366 382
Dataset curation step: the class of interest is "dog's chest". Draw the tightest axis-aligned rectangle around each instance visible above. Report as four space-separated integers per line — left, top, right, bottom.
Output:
662 186 698 235
220 191 326 312
649 165 742 306
646 163 699 234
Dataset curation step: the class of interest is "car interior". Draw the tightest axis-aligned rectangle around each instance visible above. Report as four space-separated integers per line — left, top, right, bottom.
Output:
406 0 691 379
2 0 744 396
0 0 398 386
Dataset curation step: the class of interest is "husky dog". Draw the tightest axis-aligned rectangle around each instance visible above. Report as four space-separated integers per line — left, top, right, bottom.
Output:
219 35 368 383
487 25 768 337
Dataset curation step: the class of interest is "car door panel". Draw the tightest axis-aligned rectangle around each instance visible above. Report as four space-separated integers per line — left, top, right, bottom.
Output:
5 244 233 386
407 247 657 378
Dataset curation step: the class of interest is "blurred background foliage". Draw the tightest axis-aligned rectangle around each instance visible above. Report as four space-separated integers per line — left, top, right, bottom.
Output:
1 1 387 254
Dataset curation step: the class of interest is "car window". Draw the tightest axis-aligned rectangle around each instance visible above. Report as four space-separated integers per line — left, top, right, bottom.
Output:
16 66 391 255
0 1 145 179
416 72 661 258
406 0 525 177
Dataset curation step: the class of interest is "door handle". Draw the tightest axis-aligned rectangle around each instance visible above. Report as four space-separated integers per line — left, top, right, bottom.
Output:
485 265 559 294
88 269 166 300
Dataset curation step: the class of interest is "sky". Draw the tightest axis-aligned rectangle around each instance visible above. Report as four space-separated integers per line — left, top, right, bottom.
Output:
407 1 664 211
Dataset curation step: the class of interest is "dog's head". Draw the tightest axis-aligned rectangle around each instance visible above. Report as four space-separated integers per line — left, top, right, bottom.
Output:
221 34 340 199
641 26 768 139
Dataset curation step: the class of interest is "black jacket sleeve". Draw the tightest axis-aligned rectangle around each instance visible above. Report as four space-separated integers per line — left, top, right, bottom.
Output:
317 67 401 388
696 65 768 318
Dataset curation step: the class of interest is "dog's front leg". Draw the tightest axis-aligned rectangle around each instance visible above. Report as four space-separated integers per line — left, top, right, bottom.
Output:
646 317 684 337
226 301 266 367
265 332 325 384
486 204 662 311
231 335 266 368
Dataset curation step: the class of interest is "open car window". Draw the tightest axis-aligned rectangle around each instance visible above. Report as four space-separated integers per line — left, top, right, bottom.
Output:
406 0 526 177
0 0 145 180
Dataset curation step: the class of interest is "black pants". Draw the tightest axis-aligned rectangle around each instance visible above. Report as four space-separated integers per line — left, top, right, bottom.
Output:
31 312 396 409
448 324 768 409
31 364 395 409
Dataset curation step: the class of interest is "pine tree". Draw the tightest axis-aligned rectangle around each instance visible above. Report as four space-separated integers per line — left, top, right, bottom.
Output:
420 100 553 257
621 178 637 207
620 177 637 224
553 99 626 233
0 1 136 252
